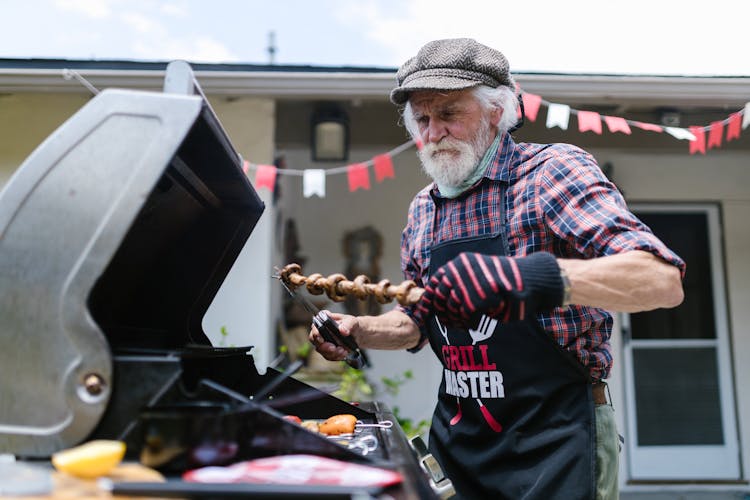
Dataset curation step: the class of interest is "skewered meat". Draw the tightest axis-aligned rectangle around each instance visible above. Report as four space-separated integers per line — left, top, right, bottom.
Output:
277 263 424 306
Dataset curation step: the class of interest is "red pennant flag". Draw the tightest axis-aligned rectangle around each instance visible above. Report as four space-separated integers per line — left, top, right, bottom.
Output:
255 164 277 191
632 121 663 133
521 93 542 122
373 154 395 183
414 138 424 150
707 121 724 149
242 160 250 174
726 113 741 142
577 111 602 134
347 163 370 191
604 116 632 135
688 126 706 155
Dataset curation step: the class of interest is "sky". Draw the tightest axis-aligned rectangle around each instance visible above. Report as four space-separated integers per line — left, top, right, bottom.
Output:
1 0 749 76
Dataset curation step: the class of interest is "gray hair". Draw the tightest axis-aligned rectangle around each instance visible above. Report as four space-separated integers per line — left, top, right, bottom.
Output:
402 84 519 139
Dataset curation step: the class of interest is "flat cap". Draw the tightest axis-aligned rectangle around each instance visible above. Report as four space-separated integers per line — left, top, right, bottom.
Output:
390 38 512 105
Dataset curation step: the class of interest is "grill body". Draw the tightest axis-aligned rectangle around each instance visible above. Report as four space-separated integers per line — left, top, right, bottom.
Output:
0 63 438 498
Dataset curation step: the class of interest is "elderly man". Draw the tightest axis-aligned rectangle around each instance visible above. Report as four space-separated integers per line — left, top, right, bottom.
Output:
311 38 685 499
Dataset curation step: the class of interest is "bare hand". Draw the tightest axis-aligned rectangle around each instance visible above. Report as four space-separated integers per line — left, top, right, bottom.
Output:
308 311 358 361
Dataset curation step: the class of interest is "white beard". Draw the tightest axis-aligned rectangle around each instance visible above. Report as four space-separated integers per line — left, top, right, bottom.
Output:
418 119 495 188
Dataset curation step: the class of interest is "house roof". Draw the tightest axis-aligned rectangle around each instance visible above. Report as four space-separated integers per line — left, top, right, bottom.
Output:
1 58 749 109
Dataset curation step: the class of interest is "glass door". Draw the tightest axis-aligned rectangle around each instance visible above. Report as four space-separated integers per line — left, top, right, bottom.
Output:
623 204 739 479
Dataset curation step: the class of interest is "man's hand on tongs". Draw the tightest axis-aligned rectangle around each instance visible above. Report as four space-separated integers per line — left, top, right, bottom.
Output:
309 311 357 361
309 309 423 359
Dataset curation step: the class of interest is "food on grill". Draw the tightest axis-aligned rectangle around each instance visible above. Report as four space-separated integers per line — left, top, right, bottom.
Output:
277 263 424 306
301 420 320 433
283 415 302 424
51 440 126 479
319 414 358 436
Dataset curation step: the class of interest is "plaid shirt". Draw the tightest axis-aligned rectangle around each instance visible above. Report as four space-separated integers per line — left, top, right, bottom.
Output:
399 133 686 381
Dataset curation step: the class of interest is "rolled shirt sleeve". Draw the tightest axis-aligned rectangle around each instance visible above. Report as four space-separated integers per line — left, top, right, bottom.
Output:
536 148 686 276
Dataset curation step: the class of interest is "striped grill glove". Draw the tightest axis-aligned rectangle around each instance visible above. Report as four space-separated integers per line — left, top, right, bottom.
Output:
419 252 565 327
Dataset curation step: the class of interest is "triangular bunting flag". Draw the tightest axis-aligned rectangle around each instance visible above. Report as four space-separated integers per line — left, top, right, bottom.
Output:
255 164 277 191
707 121 723 149
577 111 602 134
521 93 543 122
373 154 395 183
546 103 570 130
347 163 370 191
604 116 631 135
303 169 326 198
632 121 663 133
664 127 696 141
743 102 750 130
727 112 742 142
688 126 706 154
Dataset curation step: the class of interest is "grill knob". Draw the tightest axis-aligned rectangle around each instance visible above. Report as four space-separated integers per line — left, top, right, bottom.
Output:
83 373 105 396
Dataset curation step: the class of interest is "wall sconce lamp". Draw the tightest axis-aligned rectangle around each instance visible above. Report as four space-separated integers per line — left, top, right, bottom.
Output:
311 106 349 162
658 108 681 127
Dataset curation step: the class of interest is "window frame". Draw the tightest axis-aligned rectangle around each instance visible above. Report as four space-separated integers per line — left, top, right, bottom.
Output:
622 202 740 480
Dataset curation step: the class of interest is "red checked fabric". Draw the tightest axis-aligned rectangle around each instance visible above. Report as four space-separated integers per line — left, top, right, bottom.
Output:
183 454 403 487
399 133 686 381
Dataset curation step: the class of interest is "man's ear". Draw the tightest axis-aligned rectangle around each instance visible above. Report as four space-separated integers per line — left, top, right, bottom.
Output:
489 107 503 128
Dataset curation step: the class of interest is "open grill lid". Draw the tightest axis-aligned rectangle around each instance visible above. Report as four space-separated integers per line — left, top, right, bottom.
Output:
0 62 264 455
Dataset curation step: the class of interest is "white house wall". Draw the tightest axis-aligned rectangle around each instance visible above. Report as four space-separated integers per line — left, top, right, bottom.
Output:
0 93 90 185
723 200 750 483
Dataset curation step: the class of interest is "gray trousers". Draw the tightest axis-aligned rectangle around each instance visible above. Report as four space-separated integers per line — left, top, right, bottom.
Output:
595 403 620 500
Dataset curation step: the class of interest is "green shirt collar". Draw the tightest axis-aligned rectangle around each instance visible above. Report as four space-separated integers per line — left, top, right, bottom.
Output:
435 132 503 199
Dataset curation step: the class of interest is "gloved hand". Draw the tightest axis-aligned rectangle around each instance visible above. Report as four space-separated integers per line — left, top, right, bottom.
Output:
417 251 565 327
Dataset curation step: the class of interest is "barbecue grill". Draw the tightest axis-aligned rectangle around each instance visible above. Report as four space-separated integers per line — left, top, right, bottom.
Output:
0 62 446 498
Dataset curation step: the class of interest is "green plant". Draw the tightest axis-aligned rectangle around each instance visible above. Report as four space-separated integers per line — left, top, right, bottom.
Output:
296 342 312 360
392 406 430 439
380 370 430 438
219 325 229 347
380 370 414 396
332 364 374 402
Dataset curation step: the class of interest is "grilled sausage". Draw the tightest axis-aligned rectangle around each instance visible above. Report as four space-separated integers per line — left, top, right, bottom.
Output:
319 414 357 435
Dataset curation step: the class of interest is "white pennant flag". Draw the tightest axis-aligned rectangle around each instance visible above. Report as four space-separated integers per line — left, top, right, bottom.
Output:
303 169 326 198
742 102 750 130
664 127 696 141
546 103 571 130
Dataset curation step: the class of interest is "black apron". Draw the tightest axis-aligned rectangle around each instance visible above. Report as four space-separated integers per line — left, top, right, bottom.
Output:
425 185 596 500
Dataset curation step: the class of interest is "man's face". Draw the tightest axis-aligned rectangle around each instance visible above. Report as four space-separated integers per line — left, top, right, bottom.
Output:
410 89 498 188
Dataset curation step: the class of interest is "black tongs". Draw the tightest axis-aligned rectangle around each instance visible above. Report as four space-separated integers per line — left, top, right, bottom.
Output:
277 279 367 369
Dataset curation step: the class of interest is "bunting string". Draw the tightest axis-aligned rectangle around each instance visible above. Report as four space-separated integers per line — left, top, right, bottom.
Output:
240 90 750 198
524 92 750 152
243 139 421 198
57 69 747 197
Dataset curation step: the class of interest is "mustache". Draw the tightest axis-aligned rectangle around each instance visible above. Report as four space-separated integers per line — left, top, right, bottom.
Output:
422 137 469 155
